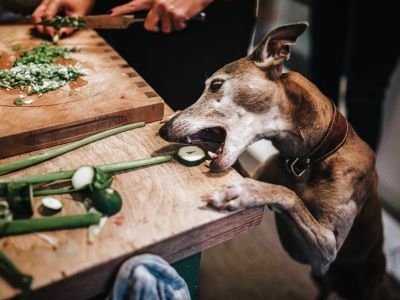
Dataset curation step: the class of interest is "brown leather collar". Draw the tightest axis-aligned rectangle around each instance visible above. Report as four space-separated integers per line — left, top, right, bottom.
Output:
284 101 349 178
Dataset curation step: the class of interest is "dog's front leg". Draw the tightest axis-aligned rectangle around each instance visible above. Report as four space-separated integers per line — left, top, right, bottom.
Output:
202 178 338 275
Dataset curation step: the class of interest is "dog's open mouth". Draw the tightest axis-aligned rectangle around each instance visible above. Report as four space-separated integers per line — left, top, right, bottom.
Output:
182 127 227 161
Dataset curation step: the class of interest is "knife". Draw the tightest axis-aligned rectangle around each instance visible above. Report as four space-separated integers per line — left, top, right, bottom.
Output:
37 13 206 29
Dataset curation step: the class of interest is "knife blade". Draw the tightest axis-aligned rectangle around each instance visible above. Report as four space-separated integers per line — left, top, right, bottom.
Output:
37 15 139 29
82 15 142 29
37 13 206 29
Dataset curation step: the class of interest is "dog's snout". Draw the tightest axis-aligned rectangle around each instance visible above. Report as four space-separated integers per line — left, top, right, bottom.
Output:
159 122 170 141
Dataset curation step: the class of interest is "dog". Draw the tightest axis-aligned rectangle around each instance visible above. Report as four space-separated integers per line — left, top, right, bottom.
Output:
159 22 391 299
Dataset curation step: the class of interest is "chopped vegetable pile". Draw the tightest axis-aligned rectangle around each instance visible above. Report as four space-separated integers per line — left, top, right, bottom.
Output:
0 63 85 94
0 43 85 96
39 15 87 29
14 43 77 65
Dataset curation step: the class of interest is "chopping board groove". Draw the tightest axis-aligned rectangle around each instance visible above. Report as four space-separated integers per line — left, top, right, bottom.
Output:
0 26 164 159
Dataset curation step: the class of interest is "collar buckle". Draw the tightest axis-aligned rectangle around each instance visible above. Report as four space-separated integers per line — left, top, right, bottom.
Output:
285 157 307 178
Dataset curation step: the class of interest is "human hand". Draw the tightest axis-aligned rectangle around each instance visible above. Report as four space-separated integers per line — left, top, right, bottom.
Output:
110 0 213 33
31 0 95 38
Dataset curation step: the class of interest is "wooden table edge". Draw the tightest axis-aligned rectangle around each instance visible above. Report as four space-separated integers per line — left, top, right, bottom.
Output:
30 206 264 299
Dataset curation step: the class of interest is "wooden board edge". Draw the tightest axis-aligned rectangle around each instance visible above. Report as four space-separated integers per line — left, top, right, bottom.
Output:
0 102 164 159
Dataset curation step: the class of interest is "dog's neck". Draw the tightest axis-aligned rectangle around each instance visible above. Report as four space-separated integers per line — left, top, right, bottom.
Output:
267 72 333 159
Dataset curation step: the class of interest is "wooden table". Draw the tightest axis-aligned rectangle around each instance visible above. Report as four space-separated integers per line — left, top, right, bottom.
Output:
0 26 264 300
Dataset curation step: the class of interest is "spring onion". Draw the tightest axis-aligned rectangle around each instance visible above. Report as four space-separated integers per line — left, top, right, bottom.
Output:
0 122 145 175
0 183 6 197
13 43 77 66
71 166 112 191
0 63 86 95
0 155 171 186
0 43 83 98
0 251 32 298
39 16 87 29
71 166 95 190
0 213 101 237
13 97 25 106
33 187 77 197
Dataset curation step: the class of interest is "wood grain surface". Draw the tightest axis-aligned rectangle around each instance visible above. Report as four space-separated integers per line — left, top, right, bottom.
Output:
0 25 164 159
0 43 263 298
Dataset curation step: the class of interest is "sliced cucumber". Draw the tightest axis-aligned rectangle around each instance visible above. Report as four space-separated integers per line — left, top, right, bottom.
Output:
6 182 33 217
177 146 206 167
41 197 63 211
91 188 122 216
0 200 12 221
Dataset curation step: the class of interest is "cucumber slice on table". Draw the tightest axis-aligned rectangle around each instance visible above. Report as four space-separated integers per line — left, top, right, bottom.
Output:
41 197 63 211
177 146 206 166
91 188 122 216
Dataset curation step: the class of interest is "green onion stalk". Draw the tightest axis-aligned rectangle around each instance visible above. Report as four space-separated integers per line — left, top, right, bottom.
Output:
0 122 145 176
0 213 101 237
0 251 32 299
0 155 171 185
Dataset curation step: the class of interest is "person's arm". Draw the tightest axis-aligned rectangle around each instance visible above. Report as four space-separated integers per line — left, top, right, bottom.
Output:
31 0 95 38
110 0 214 33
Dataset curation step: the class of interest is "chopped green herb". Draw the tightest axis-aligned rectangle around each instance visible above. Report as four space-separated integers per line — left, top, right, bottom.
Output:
52 34 60 44
0 63 86 95
0 43 83 96
39 16 87 29
14 43 77 66
13 98 24 106
11 44 21 51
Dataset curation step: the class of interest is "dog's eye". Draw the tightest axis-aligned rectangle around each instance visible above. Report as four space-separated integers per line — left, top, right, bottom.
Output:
210 80 224 93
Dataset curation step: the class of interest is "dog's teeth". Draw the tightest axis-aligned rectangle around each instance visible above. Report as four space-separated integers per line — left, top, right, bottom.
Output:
208 151 218 159
216 147 222 155
211 128 220 134
185 136 192 144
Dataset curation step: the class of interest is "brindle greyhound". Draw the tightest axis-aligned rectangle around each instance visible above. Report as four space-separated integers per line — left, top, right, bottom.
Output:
159 22 391 299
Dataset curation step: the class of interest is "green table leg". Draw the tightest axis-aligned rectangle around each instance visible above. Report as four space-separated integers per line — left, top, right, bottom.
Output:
172 253 201 300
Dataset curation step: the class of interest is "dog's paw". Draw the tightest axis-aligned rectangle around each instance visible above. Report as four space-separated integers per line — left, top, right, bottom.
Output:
201 179 259 211
201 178 294 211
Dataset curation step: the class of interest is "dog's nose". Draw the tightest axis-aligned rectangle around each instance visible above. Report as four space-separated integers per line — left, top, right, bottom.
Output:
159 123 170 141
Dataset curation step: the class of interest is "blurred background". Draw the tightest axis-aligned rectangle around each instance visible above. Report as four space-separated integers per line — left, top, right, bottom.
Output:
1 0 399 299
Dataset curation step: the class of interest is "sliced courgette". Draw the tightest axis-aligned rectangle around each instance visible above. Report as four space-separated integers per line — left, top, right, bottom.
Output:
177 146 206 167
41 197 63 211
90 188 122 216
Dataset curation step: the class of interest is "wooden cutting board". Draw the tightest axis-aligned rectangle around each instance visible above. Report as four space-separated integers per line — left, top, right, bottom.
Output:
0 25 164 159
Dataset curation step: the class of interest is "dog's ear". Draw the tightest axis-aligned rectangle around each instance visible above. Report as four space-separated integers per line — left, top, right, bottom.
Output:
250 22 308 77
